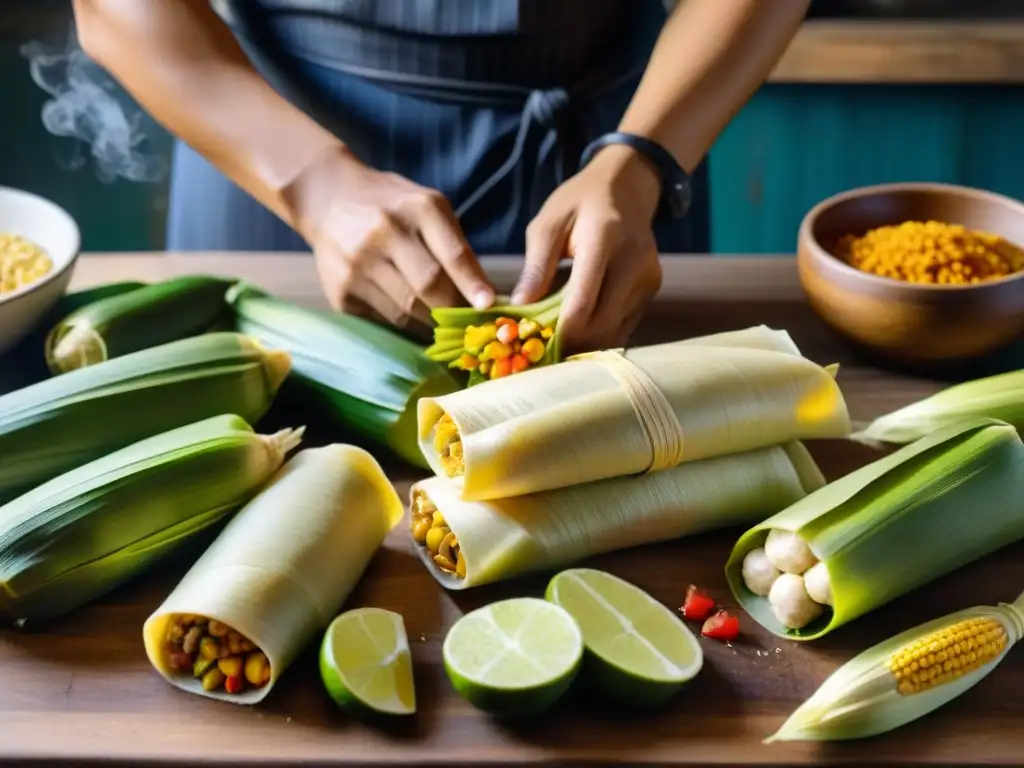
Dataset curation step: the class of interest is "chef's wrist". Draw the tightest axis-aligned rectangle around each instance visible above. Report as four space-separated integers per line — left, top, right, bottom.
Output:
582 143 662 221
282 142 368 245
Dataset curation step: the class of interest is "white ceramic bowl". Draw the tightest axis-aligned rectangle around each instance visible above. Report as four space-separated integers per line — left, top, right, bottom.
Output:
0 186 81 357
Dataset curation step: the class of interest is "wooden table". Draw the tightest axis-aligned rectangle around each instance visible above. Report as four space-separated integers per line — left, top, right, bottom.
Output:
2 253 1021 767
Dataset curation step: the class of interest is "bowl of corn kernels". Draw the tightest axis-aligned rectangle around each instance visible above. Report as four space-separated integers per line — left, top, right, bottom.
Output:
0 186 81 357
797 182 1024 366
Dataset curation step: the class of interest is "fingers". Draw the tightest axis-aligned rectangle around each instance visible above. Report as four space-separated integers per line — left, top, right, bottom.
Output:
557 223 616 352
386 231 462 309
416 192 495 310
362 258 434 328
513 212 571 305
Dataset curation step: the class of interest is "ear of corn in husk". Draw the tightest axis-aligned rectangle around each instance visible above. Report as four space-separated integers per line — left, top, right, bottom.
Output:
851 370 1024 447
410 441 824 589
144 443 403 704
725 418 1024 641
44 275 237 374
424 287 564 385
0 332 291 504
767 589 1024 742
0 414 304 625
418 325 850 501
3 281 147 390
226 284 460 469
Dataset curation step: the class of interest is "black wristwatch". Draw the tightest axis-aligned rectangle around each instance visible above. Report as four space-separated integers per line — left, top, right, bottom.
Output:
578 132 692 222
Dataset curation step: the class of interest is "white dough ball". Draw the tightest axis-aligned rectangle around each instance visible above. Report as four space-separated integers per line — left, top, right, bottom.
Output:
768 573 824 630
741 547 781 596
804 561 833 607
764 528 817 574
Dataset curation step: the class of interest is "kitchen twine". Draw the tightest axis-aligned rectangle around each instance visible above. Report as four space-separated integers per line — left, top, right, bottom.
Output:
1001 599 1024 644
568 349 685 473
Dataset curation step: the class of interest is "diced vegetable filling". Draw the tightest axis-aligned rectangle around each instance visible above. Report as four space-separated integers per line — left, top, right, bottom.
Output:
164 614 271 694
454 317 553 380
432 413 465 477
741 529 833 630
410 491 465 578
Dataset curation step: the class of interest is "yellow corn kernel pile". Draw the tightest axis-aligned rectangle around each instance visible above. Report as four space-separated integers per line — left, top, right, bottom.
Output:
432 413 464 476
165 614 271 694
836 221 1024 285
457 317 553 380
410 491 465 577
887 616 1007 696
0 233 53 297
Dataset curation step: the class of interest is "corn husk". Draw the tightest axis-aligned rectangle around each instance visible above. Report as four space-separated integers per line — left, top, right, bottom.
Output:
851 370 1024 447
767 589 1024 742
418 325 851 501
725 418 1024 641
412 441 824 589
0 332 291 504
0 414 304 625
44 275 236 374
425 288 564 386
227 284 460 468
143 444 403 704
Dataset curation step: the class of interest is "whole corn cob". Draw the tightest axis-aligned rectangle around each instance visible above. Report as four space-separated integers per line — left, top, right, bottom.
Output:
0 332 291 504
851 370 1024 447
424 288 564 386
226 284 460 468
44 275 237 373
0 414 304 624
767 590 1024 742
726 418 1024 640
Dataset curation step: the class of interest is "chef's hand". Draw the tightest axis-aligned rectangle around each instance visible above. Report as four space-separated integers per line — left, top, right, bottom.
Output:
511 143 663 354
293 148 496 335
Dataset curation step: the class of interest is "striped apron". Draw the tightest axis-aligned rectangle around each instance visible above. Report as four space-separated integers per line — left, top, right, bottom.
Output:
166 0 709 255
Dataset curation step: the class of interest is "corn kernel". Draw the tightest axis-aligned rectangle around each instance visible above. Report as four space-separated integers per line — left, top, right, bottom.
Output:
199 636 220 661
218 656 243 678
244 652 271 687
201 667 226 691
207 619 230 637
887 617 1007 696
521 337 546 363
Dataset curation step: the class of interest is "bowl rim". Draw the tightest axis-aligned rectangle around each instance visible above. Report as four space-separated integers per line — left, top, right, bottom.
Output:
800 181 1024 292
0 185 82 306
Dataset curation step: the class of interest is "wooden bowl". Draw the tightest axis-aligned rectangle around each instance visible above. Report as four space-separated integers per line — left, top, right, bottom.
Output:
797 182 1024 366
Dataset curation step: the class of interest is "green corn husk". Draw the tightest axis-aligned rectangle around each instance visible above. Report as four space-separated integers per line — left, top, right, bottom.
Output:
1 281 147 392
851 370 1024 447
425 287 564 386
44 275 237 374
725 418 1024 641
226 284 461 468
768 589 1024 742
0 414 304 624
0 332 291 504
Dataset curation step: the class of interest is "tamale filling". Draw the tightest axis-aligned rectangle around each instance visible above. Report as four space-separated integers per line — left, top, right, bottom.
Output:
410 489 465 578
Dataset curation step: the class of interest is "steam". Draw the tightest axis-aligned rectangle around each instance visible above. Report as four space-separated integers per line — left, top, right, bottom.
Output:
21 28 169 184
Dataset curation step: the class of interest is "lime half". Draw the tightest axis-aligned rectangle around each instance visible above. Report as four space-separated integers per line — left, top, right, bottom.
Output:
546 568 703 708
442 597 583 718
320 607 416 716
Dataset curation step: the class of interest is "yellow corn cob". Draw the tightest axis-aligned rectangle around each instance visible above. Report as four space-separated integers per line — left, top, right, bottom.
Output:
0 414 304 625
767 590 1024 742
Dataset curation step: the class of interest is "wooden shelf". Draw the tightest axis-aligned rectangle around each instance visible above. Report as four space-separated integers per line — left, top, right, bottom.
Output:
772 20 1024 84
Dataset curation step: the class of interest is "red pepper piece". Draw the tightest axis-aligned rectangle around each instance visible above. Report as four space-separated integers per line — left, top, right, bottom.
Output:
701 610 740 642
680 585 715 622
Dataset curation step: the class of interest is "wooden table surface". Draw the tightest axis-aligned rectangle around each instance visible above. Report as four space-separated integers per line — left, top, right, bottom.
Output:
2 253 1022 767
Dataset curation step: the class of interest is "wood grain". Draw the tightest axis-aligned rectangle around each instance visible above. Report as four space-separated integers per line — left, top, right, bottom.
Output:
772 20 1024 83
1 253 1022 767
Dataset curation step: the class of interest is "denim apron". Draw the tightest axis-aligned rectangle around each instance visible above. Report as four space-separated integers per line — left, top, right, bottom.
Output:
166 0 709 255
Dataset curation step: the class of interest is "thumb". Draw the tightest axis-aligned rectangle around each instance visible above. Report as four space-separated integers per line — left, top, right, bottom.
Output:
512 215 569 304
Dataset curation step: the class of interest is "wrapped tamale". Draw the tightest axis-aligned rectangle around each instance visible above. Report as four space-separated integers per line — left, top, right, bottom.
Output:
410 441 825 589
418 325 851 500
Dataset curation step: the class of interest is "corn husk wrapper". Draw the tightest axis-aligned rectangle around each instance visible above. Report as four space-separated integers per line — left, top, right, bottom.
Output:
768 589 1024 742
143 444 404 704
725 418 1024 641
851 370 1024 447
413 441 825 589
418 325 851 501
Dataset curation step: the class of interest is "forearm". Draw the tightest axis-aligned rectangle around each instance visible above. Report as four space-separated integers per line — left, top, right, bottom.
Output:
72 0 350 235
618 0 811 172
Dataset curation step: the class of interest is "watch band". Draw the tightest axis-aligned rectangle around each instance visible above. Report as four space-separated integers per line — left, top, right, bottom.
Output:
578 132 693 222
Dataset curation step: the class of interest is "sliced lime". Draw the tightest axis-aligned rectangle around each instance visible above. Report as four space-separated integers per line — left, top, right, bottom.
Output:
442 597 583 718
319 607 416 716
546 568 704 708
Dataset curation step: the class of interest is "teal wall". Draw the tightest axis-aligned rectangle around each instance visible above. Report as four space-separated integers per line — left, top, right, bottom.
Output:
0 38 171 252
708 83 1024 253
